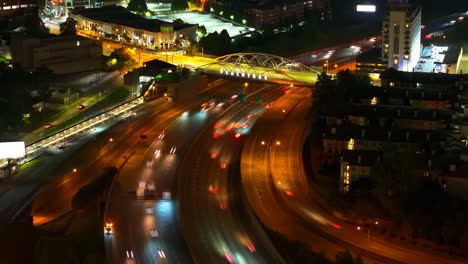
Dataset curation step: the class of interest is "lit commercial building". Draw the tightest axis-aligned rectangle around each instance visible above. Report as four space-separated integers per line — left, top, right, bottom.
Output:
10 34 102 74
0 0 36 14
46 0 90 18
382 1 421 71
70 5 197 50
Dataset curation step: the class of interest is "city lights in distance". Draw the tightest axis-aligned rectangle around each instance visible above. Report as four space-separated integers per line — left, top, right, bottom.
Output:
356 5 376 13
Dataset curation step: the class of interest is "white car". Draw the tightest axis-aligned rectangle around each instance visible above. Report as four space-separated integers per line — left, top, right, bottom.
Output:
147 183 156 191
126 250 134 259
150 229 159 237
158 249 166 259
169 147 176 154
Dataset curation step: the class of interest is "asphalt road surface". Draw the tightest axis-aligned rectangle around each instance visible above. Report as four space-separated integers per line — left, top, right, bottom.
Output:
177 83 289 264
241 87 467 264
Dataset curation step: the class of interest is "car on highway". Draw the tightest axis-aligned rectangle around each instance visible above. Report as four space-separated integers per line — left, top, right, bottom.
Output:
126 249 134 259
157 249 168 263
150 229 159 237
77 104 86 110
105 221 113 234
43 124 52 128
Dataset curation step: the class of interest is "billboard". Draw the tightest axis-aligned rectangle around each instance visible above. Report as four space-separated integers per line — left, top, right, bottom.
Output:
356 5 376 12
0 141 26 159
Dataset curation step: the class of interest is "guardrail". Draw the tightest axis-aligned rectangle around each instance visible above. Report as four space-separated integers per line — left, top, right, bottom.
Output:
1 96 144 168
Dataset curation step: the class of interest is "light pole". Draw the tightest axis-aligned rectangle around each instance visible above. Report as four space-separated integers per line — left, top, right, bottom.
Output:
367 221 379 241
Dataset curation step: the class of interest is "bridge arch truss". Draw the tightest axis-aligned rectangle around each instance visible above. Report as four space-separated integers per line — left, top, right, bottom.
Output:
198 53 321 85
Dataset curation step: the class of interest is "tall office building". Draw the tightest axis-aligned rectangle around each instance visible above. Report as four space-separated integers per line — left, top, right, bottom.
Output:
382 0 421 71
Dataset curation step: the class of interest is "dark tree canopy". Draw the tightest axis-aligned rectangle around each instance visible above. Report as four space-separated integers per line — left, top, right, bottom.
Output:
105 48 138 71
197 25 207 36
59 17 77 36
171 0 188 11
127 0 148 14
198 29 232 56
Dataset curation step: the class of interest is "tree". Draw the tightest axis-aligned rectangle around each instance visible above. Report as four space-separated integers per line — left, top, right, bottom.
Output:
197 25 207 36
105 48 137 71
59 17 77 36
198 30 232 56
314 72 346 105
371 149 417 217
127 0 147 14
171 0 188 11
335 251 363 264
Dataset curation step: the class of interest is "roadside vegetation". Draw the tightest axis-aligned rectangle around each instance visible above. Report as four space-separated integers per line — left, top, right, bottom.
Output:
267 228 364 264
42 87 131 137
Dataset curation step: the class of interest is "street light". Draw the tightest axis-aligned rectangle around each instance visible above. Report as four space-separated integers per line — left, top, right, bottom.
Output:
261 141 265 145
73 168 78 173
324 60 329 74
276 141 281 146
367 221 379 241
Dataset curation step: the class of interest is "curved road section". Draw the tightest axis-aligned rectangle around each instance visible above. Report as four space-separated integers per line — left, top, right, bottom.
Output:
241 87 466 264
177 85 286 264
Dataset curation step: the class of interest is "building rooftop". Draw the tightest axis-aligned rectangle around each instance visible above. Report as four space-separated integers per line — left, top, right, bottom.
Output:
323 104 453 122
143 59 176 69
324 124 447 145
352 86 459 102
72 5 194 33
380 68 468 84
137 59 177 77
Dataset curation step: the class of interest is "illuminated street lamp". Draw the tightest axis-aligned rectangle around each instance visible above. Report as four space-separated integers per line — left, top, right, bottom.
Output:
368 221 379 241
73 168 78 173
276 141 281 146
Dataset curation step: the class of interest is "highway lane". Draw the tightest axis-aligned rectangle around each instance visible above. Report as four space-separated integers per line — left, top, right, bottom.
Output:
292 38 377 67
23 79 280 264
241 88 350 259
104 81 287 264
241 87 467 263
177 84 287 264
26 82 256 263
29 79 249 225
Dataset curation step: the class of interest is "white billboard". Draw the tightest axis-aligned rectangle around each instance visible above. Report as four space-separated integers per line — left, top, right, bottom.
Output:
0 141 26 159
357 5 376 12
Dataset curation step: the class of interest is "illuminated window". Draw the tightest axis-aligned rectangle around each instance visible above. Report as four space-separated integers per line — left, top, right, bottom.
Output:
393 59 398 65
347 138 355 150
371 97 378 105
